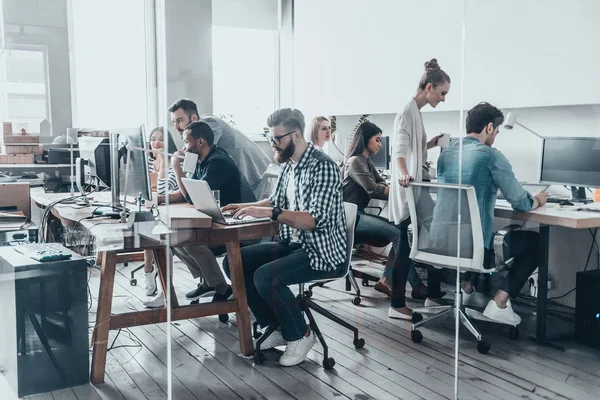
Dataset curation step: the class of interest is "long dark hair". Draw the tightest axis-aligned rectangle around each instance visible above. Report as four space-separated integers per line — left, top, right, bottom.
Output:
347 121 382 159
149 127 178 159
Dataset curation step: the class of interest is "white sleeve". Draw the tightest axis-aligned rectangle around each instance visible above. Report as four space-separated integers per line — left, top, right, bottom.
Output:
393 109 413 160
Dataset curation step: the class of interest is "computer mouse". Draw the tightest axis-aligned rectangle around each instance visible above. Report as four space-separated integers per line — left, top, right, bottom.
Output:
559 200 574 206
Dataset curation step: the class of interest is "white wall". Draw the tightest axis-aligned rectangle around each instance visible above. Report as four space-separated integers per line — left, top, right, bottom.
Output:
2 0 72 135
212 0 277 30
293 0 600 116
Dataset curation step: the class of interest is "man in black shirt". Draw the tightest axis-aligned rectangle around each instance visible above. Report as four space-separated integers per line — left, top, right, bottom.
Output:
155 121 256 304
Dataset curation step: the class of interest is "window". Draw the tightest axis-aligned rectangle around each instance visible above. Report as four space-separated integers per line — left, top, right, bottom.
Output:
0 47 50 133
212 26 276 135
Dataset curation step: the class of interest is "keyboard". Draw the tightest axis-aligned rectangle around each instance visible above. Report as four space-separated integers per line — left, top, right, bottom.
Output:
546 197 570 203
14 243 72 262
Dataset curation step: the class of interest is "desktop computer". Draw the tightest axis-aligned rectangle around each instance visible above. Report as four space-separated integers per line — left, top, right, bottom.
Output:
370 136 390 170
540 137 600 202
575 269 600 349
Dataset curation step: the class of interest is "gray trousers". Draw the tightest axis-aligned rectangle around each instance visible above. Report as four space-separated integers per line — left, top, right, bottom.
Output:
171 245 226 288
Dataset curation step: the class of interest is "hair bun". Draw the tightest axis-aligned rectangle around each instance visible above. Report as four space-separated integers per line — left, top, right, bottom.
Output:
424 58 441 72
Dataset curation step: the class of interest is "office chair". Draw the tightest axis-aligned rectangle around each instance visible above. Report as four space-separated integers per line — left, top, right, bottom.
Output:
406 182 518 354
306 204 388 306
254 202 365 369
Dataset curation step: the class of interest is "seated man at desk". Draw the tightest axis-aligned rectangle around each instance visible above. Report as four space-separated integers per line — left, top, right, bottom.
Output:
433 102 549 325
222 108 347 367
168 98 270 192
153 121 256 306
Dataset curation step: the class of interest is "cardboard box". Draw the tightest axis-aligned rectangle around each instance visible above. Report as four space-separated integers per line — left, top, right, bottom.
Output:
3 145 42 154
3 135 40 144
0 182 30 219
0 154 35 164
3 123 11 136
157 206 212 229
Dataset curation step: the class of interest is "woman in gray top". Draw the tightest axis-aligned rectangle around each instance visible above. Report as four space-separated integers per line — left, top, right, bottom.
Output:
343 122 433 300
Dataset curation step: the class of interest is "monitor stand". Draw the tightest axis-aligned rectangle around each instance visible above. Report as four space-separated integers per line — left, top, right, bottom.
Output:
571 186 592 204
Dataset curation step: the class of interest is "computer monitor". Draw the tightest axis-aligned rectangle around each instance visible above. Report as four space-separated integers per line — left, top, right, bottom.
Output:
440 137 461 154
540 137 600 201
118 125 152 202
370 136 390 170
78 137 111 188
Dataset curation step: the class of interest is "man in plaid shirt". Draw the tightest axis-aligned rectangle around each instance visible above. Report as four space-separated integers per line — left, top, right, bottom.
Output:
222 108 347 367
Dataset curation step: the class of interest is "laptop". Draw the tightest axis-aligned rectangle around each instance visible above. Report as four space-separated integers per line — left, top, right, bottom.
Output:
181 178 271 225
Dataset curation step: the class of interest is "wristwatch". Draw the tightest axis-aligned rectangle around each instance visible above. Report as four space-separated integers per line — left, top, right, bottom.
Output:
271 206 283 221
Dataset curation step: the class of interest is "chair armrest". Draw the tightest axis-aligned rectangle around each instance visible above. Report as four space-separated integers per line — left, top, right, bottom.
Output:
364 205 384 215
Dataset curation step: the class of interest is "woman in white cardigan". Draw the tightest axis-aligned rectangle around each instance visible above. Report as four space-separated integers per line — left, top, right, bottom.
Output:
388 58 451 320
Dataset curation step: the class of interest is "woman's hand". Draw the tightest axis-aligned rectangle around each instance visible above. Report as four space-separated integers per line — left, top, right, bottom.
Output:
170 150 184 171
427 134 444 149
398 174 413 187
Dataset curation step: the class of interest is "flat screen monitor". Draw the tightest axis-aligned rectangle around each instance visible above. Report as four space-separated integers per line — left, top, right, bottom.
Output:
78 137 111 188
118 125 152 202
370 136 390 170
540 137 600 189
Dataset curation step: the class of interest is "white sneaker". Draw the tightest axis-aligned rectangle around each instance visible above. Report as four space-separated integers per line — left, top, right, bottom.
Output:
143 292 165 308
483 299 521 326
144 267 158 296
255 330 286 350
279 332 316 367
462 287 488 308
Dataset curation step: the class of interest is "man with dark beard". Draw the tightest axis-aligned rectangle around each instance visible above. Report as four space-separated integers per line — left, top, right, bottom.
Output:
221 108 347 367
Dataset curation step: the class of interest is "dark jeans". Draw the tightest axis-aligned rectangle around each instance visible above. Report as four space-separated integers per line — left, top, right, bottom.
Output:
355 212 422 286
390 218 412 308
432 230 540 298
222 242 343 342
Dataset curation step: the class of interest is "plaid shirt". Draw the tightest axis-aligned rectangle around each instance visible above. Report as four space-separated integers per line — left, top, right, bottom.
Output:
269 143 347 271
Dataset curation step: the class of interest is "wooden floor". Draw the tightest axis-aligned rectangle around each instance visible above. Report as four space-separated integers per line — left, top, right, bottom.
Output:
16 257 600 400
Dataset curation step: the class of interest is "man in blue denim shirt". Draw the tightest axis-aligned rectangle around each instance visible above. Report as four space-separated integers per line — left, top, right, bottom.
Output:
435 102 549 325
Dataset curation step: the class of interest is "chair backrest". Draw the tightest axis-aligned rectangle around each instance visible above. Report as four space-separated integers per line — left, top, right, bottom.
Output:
255 163 281 200
340 202 358 277
406 182 487 273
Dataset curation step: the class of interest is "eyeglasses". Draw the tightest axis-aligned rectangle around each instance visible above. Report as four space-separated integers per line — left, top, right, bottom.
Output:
265 130 296 145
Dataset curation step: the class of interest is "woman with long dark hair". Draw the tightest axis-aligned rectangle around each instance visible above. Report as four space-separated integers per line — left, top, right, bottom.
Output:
343 122 431 300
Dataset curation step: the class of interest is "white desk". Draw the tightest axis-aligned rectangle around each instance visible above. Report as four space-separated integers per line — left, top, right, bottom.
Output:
495 201 600 350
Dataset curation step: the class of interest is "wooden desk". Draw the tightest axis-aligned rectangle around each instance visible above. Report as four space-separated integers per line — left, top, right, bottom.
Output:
31 192 278 384
495 201 600 349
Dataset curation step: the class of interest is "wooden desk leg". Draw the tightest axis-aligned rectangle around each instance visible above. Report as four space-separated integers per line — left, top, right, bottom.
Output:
154 247 179 308
90 251 117 384
226 241 254 356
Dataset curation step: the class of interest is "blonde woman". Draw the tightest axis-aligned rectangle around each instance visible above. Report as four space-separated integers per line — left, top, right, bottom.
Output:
308 116 332 150
388 58 450 320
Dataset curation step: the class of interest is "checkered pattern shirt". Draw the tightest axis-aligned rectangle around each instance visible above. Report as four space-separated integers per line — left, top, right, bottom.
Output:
269 143 347 272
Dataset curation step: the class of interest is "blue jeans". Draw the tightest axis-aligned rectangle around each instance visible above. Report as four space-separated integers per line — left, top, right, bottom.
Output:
222 242 343 342
355 212 422 287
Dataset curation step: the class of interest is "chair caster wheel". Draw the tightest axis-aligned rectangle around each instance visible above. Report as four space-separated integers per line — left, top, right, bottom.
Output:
189 299 199 305
254 352 265 365
411 330 423 343
352 296 361 306
304 290 313 298
322 357 335 369
130 279 137 286
353 338 365 349
361 279 369 287
219 314 229 323
509 327 519 340
477 341 491 354
412 312 423 323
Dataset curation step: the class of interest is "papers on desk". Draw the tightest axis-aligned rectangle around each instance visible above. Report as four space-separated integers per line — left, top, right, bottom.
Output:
0 212 27 230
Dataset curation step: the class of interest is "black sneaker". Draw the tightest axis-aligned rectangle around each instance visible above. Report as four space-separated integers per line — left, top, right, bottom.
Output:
212 285 233 302
185 284 215 300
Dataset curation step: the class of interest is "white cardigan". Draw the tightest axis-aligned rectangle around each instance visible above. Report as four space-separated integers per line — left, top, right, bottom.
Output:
389 98 427 224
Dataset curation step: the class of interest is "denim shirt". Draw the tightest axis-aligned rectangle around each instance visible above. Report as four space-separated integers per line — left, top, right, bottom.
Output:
437 137 534 249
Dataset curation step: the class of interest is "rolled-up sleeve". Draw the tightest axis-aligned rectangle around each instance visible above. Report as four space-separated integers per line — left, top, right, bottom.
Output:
347 157 387 200
308 161 342 231
491 150 534 212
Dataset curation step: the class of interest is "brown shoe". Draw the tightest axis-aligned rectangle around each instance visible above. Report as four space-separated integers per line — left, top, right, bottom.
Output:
374 281 392 297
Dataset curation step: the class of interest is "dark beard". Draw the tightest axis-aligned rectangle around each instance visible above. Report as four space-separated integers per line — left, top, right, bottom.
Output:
274 140 295 163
